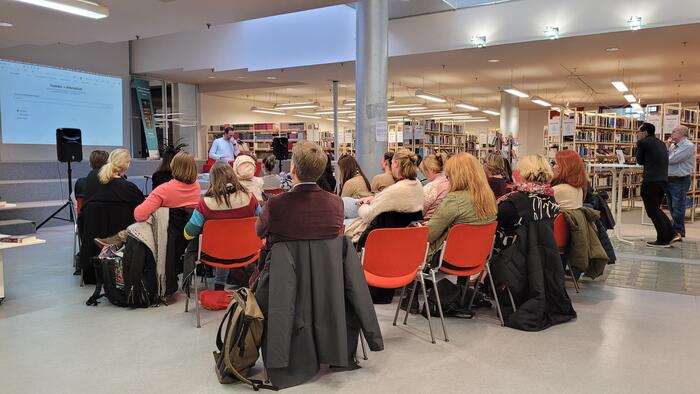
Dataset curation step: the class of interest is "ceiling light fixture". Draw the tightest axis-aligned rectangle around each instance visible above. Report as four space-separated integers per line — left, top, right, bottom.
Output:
503 85 529 98
293 113 321 119
623 94 637 103
250 106 285 115
0 22 13 27
408 109 451 114
627 16 642 31
415 89 447 103
482 109 500 116
387 106 428 112
463 119 489 122
487 59 500 63
471 35 487 48
342 97 395 106
551 106 561 111
273 101 320 110
605 47 620 52
207 76 216 79
531 96 552 107
314 109 354 115
16 0 109 19
544 26 560 40
266 76 277 80
455 101 479 111
611 80 629 92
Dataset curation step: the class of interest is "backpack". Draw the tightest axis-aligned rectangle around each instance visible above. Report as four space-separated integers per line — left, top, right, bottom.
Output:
213 288 276 390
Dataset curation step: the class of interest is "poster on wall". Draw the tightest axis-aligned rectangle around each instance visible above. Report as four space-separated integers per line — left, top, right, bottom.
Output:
548 116 561 137
133 78 160 158
663 111 680 134
562 117 575 137
375 121 388 142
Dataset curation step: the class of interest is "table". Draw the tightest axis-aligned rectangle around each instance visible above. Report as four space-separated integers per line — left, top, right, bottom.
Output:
588 163 643 244
0 235 46 304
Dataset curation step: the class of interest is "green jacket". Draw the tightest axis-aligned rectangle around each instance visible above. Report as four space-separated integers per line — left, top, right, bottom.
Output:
562 207 609 279
426 191 496 259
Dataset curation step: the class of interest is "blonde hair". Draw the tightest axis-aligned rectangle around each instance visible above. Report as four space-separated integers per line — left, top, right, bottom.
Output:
292 141 327 182
485 152 506 177
517 154 554 183
98 149 131 184
393 149 418 180
445 153 497 220
419 152 448 175
171 151 198 184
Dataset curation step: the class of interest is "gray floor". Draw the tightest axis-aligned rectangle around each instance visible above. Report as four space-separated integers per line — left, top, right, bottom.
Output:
1 224 700 393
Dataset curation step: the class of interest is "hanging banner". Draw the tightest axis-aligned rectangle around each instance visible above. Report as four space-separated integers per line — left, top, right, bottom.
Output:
133 78 160 158
562 117 576 137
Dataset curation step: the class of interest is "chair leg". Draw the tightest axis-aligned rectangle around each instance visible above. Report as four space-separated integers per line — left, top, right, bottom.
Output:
194 263 201 328
359 333 368 361
486 263 505 327
393 285 407 326
506 287 517 312
418 274 436 344
430 270 449 342
403 278 419 325
466 271 484 310
568 260 581 293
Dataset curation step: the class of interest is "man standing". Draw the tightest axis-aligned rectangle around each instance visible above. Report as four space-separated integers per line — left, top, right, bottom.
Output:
208 126 240 162
666 125 696 241
636 122 675 247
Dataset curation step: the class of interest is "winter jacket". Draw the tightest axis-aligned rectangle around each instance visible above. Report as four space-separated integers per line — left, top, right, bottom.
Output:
256 236 383 389
490 192 576 331
562 208 609 279
358 179 424 224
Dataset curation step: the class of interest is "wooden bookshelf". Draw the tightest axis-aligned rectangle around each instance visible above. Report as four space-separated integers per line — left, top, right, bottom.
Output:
205 122 318 158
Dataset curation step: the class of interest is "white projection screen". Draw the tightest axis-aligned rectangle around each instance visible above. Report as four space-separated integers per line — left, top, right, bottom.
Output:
0 59 123 146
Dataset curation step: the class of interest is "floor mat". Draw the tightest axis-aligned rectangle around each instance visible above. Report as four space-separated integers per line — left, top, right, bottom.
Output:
589 257 700 296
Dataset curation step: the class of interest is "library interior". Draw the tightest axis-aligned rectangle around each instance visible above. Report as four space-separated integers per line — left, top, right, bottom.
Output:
0 1 699 393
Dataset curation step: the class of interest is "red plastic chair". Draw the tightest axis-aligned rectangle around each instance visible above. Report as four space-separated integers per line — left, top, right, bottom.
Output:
185 217 263 327
76 197 83 215
554 213 579 293
361 227 436 342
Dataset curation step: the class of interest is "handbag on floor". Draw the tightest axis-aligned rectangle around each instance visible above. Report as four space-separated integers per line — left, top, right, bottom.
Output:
199 290 233 311
213 288 276 390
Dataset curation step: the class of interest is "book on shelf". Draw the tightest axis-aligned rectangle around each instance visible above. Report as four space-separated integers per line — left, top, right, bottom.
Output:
0 234 37 244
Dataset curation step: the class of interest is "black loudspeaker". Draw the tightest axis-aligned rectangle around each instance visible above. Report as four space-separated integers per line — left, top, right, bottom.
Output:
272 137 289 161
56 128 83 163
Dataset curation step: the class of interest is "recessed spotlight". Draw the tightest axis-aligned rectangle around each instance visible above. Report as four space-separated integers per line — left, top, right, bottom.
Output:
266 76 277 80
0 22 13 27
605 47 620 52
236 76 246 79
207 76 216 79
487 59 500 63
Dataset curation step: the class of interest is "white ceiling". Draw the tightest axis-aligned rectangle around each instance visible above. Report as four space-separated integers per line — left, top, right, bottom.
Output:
0 0 348 49
159 23 700 112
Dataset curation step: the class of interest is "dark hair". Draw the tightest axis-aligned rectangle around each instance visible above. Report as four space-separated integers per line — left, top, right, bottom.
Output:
89 150 109 170
156 148 176 173
263 155 276 173
337 154 371 192
316 154 336 193
383 152 394 167
639 122 655 135
224 126 234 135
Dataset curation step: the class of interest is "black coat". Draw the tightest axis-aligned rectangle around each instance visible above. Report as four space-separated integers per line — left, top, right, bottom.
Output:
256 236 383 389
491 192 576 331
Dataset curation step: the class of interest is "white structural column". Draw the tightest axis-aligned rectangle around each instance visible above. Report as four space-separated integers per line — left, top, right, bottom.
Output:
500 91 519 161
332 80 339 161
355 0 388 178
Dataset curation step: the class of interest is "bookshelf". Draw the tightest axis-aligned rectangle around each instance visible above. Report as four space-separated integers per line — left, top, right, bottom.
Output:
205 122 318 158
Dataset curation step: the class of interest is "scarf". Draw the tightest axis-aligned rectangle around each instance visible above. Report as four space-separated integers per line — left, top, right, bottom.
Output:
497 181 554 204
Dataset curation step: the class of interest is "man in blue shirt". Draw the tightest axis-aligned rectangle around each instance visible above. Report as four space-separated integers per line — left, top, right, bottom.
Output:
208 127 240 162
666 125 696 240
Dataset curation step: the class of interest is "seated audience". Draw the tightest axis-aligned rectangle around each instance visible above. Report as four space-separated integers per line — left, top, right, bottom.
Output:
489 154 576 331
552 150 586 209
420 152 450 220
261 155 282 191
256 141 344 261
338 154 372 198
484 152 508 198
233 154 264 202
134 151 200 222
76 150 109 202
184 162 260 290
316 153 337 193
151 148 176 190
426 153 497 262
370 152 396 192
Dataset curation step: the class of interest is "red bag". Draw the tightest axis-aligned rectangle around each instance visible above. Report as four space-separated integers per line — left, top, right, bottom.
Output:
199 290 234 311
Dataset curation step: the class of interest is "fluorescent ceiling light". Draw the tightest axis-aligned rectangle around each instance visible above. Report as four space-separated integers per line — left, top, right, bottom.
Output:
627 16 642 31
611 80 629 92
266 76 277 80
503 85 529 98
531 96 552 107
471 35 486 48
342 100 356 106
544 26 560 40
487 59 500 63
408 109 451 114
389 103 427 108
482 109 500 116
387 117 406 121
250 106 285 115
342 97 395 106
410 112 453 117
274 101 320 110
16 0 109 19
314 109 354 115
0 22 13 27
623 94 637 103
463 119 489 123
431 115 474 120
387 106 427 112
415 89 447 103
293 113 321 119
455 101 479 111
551 106 561 111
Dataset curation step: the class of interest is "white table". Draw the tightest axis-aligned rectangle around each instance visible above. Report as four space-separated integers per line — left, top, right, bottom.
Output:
588 163 643 244
0 235 46 304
